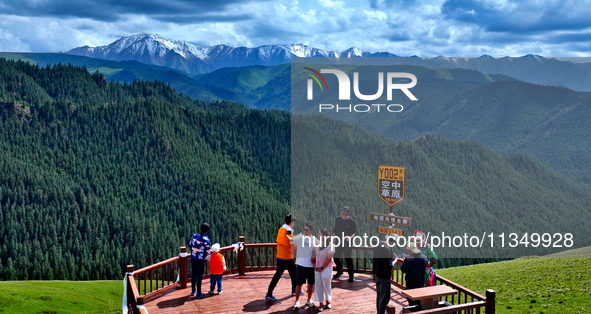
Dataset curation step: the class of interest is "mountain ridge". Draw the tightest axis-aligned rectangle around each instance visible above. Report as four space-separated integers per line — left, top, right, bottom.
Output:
65 33 591 91
66 33 397 75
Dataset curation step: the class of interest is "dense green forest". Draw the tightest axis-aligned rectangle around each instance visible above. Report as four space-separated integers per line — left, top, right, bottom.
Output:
0 58 589 280
7 53 591 185
0 52 263 106
290 114 591 260
289 63 591 184
0 58 290 280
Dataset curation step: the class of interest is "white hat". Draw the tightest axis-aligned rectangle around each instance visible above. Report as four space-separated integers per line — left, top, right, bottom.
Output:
211 243 220 252
406 241 421 255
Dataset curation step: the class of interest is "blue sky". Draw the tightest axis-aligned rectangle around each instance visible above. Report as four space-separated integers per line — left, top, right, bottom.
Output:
1 0 590 56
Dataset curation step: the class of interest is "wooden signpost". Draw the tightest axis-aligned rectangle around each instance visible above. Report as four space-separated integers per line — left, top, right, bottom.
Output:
369 212 412 226
375 165 410 235
377 165 405 213
377 226 404 236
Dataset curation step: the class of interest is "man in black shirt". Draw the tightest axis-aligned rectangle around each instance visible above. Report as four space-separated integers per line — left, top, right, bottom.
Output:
399 242 428 306
373 241 394 314
332 206 357 282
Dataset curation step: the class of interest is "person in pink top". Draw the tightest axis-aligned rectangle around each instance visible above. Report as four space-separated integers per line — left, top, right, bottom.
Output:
313 228 335 311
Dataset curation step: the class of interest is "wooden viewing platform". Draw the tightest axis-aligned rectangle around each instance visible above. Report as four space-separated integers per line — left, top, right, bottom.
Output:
143 270 409 313
125 236 496 313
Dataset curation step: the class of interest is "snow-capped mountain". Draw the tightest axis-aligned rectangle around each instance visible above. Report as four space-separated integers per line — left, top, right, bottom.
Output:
66 33 397 75
66 33 591 91
67 34 212 74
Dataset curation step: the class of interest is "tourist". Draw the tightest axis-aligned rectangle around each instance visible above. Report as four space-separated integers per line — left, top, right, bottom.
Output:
314 228 335 311
399 241 428 306
189 223 211 298
208 243 226 295
374 241 394 314
265 214 297 301
332 206 357 282
291 222 316 309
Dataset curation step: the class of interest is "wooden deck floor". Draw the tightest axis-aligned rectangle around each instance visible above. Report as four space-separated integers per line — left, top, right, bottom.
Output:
143 270 409 313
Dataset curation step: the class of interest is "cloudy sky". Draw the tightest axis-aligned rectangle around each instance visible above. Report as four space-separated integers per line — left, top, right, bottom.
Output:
1 0 590 56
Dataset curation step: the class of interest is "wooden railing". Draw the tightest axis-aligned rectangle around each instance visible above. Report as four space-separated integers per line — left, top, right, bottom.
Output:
125 247 187 314
421 275 495 314
125 236 248 314
388 260 495 313
124 236 495 314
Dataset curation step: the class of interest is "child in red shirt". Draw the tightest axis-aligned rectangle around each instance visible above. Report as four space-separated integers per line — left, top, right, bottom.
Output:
208 243 226 294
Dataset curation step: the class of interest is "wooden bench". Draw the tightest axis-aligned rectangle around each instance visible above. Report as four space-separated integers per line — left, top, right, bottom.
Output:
401 285 457 310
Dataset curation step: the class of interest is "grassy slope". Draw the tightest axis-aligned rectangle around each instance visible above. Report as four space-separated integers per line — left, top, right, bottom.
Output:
437 257 591 313
0 281 121 313
545 246 591 258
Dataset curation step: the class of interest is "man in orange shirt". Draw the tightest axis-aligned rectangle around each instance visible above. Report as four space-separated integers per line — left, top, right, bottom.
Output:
265 214 297 301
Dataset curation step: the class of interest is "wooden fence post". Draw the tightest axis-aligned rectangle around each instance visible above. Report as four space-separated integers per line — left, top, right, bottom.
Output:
238 236 246 276
126 265 143 314
486 289 496 313
179 246 188 289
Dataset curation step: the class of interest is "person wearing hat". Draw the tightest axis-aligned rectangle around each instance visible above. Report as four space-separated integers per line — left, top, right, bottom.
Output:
208 243 226 294
398 241 428 306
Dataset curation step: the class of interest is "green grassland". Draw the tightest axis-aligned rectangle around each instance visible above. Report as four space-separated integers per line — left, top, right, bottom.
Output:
437 256 591 313
545 246 591 258
0 281 121 313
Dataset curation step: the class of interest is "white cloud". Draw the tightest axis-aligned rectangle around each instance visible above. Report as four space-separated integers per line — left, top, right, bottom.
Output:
318 0 345 9
0 0 589 56
474 0 518 11
0 15 91 51
363 9 387 21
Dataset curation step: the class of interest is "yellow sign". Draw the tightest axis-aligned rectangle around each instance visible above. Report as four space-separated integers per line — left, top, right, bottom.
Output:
377 226 404 236
378 165 405 206
369 212 412 226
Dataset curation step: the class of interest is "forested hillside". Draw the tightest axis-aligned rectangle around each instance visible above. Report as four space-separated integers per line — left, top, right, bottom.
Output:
0 58 290 280
289 63 591 184
0 58 589 280
0 52 243 104
8 53 591 185
291 115 591 259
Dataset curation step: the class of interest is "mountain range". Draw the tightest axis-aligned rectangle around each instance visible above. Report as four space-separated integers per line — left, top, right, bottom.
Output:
65 33 591 91
5 48 591 184
6 34 591 184
66 33 396 75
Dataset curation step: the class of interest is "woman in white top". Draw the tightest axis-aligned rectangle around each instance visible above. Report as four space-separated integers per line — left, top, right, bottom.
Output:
313 227 335 311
